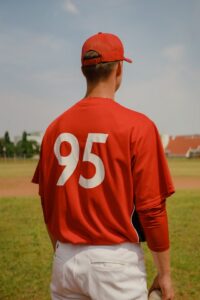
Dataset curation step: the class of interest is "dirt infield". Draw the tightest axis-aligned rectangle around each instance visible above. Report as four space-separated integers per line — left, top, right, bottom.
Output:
0 176 199 198
0 178 38 197
174 177 200 190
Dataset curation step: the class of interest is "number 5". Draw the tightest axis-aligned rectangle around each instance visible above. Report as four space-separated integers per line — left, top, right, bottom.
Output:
54 133 108 188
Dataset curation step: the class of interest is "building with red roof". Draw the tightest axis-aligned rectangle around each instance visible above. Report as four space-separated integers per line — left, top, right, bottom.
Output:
161 134 200 158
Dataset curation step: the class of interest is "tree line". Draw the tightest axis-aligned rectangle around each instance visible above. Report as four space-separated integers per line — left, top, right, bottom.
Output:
0 131 40 158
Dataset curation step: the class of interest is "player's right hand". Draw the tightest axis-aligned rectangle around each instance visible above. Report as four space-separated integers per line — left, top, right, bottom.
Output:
149 274 175 300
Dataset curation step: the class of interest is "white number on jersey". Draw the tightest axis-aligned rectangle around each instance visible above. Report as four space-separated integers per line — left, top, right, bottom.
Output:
54 133 109 188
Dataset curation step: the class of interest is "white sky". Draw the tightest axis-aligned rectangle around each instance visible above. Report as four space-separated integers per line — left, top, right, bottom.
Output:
0 0 199 139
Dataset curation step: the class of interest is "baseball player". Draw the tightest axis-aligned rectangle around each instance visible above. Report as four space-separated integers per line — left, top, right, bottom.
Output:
32 32 175 300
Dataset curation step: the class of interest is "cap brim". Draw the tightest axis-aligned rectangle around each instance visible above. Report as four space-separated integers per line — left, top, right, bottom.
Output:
123 57 133 63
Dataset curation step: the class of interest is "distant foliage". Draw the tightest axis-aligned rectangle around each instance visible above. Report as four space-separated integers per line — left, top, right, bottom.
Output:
0 131 15 158
0 131 40 158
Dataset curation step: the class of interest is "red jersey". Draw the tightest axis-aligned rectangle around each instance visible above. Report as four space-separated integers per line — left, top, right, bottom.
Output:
32 97 175 248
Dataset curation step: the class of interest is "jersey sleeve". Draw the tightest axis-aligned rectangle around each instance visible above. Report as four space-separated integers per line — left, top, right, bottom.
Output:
31 159 40 184
131 120 175 211
31 142 44 198
138 201 170 251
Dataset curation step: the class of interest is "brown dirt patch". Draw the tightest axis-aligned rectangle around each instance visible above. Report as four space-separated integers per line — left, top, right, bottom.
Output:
173 177 200 190
0 176 199 198
0 177 38 198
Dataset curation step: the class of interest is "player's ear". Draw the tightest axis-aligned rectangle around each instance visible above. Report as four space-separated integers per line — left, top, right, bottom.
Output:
116 61 123 77
81 66 85 77
115 61 123 91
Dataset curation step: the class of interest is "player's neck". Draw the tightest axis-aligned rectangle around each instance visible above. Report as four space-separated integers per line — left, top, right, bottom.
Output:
84 81 116 100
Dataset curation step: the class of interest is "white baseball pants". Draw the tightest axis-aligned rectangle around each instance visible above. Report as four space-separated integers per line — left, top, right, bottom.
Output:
50 241 148 300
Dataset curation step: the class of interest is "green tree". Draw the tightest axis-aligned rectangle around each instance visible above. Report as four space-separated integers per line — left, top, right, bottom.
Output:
1 131 15 158
15 131 40 158
0 138 5 157
4 131 11 144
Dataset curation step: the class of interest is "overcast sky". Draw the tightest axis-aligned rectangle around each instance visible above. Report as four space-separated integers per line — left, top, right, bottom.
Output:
0 0 199 139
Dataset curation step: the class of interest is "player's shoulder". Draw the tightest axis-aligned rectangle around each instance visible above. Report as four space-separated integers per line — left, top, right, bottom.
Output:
46 102 78 131
42 103 77 143
115 101 155 128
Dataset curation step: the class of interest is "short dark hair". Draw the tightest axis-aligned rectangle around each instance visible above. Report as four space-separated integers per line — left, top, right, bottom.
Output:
81 50 118 83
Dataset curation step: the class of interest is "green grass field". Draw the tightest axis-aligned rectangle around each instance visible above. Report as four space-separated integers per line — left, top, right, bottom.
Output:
167 157 200 178
0 159 37 178
0 158 200 299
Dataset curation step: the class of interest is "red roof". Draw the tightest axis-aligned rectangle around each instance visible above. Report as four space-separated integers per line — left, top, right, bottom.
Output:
165 135 200 156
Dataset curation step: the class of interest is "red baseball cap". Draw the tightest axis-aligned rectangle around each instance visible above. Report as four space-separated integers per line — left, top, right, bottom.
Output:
81 32 132 66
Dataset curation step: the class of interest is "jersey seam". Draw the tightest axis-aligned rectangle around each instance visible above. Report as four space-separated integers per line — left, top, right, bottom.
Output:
130 204 140 243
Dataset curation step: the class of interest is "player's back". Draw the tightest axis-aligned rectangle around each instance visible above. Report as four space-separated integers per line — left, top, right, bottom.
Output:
34 96 157 245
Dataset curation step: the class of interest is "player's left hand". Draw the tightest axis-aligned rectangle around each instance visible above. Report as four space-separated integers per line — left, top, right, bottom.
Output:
149 274 175 300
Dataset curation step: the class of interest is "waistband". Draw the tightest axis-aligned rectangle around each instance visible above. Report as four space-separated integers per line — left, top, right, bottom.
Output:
55 241 142 257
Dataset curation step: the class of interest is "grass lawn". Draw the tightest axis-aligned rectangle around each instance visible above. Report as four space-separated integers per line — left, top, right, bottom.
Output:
0 190 200 299
0 158 200 299
0 157 200 179
167 157 200 178
144 189 200 300
0 197 52 300
0 159 37 178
